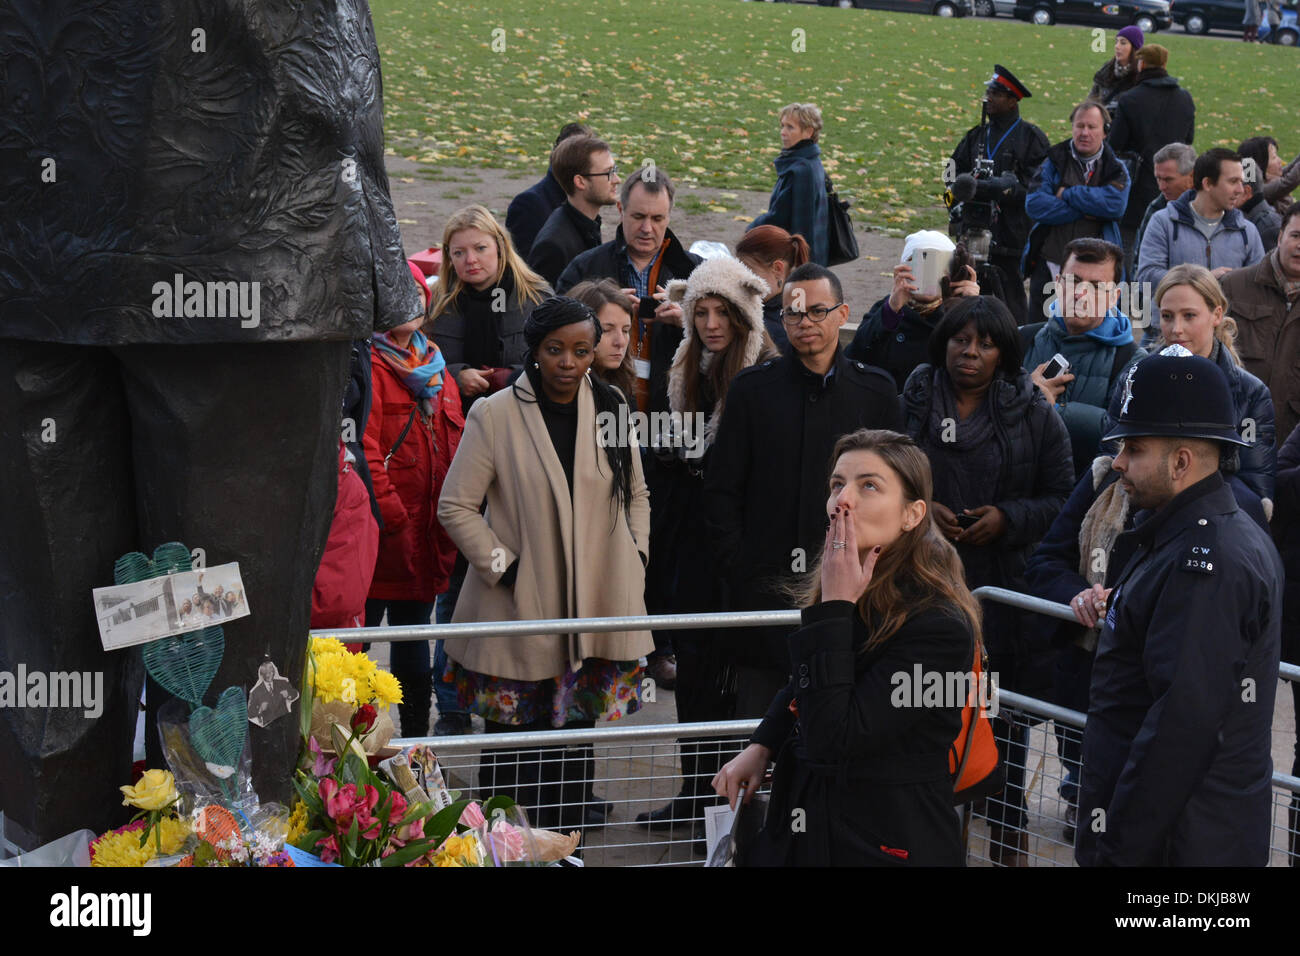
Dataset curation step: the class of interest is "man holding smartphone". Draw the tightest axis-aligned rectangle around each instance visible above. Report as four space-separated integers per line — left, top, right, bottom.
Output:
1022 238 1143 481
556 167 701 414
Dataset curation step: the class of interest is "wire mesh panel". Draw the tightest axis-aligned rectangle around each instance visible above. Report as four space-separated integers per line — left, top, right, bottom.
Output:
420 720 764 867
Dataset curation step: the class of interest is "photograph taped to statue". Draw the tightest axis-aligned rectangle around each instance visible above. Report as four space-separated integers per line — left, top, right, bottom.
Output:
0 0 413 848
93 564 250 651
247 661 299 729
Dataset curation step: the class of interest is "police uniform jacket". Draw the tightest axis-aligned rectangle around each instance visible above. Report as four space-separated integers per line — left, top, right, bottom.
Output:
951 112 1050 259
1076 472 1283 866
704 349 902 670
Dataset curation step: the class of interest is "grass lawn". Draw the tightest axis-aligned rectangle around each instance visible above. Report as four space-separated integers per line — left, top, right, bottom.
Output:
373 0 1296 232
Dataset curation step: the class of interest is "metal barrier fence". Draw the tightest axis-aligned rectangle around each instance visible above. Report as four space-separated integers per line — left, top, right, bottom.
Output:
319 588 1300 866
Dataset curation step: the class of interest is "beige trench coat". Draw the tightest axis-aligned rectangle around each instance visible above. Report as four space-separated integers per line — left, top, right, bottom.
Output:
436 372 653 681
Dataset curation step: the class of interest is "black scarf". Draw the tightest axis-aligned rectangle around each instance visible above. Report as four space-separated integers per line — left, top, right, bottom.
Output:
461 270 516 368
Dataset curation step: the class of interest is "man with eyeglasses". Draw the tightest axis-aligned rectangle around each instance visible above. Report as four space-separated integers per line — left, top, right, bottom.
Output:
706 263 902 719
527 135 620 286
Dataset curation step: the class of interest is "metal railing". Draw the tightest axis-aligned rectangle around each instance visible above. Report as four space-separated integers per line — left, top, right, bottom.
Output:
320 588 1299 866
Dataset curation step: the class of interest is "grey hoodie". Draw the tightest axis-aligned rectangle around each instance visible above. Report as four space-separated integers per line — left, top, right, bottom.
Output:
1136 189 1266 288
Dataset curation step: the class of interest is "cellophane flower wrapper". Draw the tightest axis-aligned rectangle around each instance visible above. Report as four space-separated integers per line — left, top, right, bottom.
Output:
158 697 258 819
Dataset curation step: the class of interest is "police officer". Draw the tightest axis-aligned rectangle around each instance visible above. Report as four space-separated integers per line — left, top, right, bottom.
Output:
1076 347 1283 866
949 66 1050 326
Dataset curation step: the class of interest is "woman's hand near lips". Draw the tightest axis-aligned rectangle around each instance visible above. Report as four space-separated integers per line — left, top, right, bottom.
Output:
820 505 883 605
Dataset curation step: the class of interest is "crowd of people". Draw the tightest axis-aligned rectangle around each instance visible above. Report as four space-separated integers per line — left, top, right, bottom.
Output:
305 34 1300 866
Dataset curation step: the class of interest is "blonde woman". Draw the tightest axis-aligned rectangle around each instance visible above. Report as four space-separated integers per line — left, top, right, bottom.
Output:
1102 264 1275 509
714 429 981 866
428 204 552 412
748 103 830 266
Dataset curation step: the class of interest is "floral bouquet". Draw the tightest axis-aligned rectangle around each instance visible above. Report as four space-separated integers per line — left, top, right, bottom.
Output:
304 636 403 758
292 708 440 866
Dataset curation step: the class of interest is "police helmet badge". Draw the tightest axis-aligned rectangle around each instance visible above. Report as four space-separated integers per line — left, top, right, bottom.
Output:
1119 363 1137 416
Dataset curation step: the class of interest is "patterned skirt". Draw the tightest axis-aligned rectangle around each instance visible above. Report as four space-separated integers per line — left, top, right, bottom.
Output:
449 658 644 727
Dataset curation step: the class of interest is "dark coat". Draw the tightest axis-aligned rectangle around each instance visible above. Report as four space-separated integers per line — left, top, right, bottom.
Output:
744 601 971 866
902 365 1075 694
704 349 902 670
526 201 603 287
762 296 790 354
749 140 830 266
555 225 701 413
847 296 948 393
1107 69 1196 231
1099 341 1277 507
1023 457 1266 658
1023 140 1131 278
1088 58 1139 109
1272 427 1300 666
2 0 419 345
1077 473 1282 866
950 112 1051 258
505 168 567 259
1240 193 1283 252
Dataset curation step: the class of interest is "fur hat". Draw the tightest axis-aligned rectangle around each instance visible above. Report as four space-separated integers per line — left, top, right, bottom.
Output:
664 256 771 445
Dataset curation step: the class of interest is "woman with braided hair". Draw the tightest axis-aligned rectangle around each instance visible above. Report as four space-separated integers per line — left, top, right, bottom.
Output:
437 296 654 829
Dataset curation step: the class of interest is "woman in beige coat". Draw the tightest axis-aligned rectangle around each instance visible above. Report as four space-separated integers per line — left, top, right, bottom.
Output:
437 296 653 829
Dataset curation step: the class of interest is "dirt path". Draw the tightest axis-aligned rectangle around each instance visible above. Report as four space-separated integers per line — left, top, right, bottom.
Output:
386 156 901 328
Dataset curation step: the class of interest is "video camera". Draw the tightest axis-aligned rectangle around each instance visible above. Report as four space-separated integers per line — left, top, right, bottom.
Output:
944 106 1020 266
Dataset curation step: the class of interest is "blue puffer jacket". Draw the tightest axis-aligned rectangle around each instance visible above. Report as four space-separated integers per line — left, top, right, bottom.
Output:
1023 303 1144 480
1135 189 1266 289
749 140 829 266
1022 140 1131 278
1099 340 1277 510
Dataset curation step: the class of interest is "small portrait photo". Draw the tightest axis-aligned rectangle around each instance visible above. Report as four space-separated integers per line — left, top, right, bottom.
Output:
247 660 300 729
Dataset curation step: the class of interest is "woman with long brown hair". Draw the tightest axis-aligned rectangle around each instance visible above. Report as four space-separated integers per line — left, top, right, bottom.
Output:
636 256 780 838
568 278 637 402
714 429 980 866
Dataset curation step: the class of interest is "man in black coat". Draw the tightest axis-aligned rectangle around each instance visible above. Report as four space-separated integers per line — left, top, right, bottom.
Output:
705 264 903 716
555 168 700 415
1106 44 1195 258
1076 350 1282 866
949 65 1050 325
505 122 592 257
526 134 618 286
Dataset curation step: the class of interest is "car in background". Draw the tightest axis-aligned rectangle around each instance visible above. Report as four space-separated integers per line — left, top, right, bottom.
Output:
973 0 1018 16
1173 0 1300 38
1013 0 1171 31
815 0 974 15
1263 3 1300 43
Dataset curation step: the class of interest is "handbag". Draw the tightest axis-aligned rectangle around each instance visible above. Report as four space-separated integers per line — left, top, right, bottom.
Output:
824 175 860 266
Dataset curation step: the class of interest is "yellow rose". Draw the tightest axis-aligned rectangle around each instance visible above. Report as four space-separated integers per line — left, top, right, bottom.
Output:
120 769 178 811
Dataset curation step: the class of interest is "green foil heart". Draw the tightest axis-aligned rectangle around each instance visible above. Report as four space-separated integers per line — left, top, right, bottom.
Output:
189 686 248 773
142 626 225 707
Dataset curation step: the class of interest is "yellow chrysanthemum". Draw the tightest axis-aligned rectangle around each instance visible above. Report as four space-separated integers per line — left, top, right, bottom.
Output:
369 670 403 706
91 817 190 867
287 800 308 845
311 652 350 703
311 636 347 656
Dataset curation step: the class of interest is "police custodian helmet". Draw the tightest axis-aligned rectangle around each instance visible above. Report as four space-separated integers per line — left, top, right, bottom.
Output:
1102 345 1249 447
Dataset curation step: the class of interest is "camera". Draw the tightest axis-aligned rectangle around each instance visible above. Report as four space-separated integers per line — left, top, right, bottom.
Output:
945 157 1002 266
638 295 658 319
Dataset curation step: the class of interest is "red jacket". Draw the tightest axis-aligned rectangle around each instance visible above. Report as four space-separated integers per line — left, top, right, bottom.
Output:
363 347 464 601
311 443 380 630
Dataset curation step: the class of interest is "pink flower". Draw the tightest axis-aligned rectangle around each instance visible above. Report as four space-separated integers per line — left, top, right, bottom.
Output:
459 801 486 828
484 821 526 863
320 779 381 835
315 834 340 864
309 736 337 777
388 791 408 821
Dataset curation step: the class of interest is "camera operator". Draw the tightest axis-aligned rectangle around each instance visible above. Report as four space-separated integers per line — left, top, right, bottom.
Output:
948 65 1050 326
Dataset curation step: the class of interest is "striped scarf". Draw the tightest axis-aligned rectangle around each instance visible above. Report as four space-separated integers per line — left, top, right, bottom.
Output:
372 330 446 404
